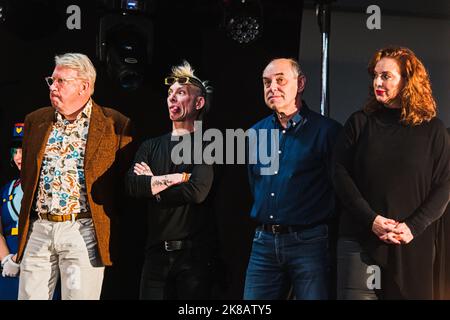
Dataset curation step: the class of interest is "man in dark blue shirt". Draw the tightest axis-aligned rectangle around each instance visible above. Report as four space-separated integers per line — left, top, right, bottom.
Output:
244 58 342 300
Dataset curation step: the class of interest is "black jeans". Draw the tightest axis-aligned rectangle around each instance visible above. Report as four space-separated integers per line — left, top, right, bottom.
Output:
139 245 213 300
337 238 379 300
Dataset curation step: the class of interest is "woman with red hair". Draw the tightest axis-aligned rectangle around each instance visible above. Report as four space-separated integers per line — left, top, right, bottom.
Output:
333 47 450 299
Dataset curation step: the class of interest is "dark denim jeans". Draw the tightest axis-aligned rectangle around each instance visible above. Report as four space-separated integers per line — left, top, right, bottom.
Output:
244 224 330 300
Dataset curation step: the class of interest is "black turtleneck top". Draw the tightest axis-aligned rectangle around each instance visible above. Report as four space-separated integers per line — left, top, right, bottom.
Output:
333 107 450 299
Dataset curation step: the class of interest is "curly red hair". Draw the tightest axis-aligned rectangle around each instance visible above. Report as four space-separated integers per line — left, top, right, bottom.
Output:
364 47 436 125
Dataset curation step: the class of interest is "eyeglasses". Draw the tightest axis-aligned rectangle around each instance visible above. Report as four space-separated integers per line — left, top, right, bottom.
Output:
164 76 205 92
45 76 82 87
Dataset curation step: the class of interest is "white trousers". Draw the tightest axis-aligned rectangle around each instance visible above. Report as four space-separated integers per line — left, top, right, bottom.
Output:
18 218 105 300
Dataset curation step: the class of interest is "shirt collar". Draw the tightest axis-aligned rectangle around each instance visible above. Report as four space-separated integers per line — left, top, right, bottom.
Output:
55 99 92 123
271 101 309 129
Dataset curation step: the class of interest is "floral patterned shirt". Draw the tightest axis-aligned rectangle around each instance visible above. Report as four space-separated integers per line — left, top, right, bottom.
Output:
35 101 92 215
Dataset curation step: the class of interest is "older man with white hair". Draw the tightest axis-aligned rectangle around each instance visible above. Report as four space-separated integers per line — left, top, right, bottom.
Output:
16 53 133 299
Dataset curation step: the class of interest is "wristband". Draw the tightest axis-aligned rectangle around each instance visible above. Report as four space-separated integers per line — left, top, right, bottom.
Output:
181 172 189 183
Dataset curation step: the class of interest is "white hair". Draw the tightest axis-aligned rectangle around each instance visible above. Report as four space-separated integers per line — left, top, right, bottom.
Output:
55 53 97 95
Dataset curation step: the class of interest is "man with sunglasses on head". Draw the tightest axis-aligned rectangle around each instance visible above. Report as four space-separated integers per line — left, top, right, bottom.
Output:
125 61 219 300
16 53 133 299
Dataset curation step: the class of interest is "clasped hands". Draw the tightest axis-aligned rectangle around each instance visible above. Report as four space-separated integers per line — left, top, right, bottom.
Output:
372 215 414 245
1 253 20 277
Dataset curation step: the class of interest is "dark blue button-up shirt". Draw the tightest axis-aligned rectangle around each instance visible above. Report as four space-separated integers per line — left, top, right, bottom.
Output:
248 103 342 225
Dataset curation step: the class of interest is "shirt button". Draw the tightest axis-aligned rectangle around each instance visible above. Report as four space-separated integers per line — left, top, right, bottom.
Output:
274 171 278 174
278 150 282 154
282 130 286 134
293 122 296 126
269 215 274 219
270 193 275 197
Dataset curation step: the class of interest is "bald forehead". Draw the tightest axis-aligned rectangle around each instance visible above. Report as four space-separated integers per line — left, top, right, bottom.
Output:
263 59 297 78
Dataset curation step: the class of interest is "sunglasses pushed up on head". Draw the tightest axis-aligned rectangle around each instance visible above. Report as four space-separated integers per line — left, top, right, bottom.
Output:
164 76 206 93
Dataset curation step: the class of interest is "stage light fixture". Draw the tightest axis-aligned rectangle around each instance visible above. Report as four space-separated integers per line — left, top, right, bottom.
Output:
0 3 6 24
223 0 263 44
97 0 153 91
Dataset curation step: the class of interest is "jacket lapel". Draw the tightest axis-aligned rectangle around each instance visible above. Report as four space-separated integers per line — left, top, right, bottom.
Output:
34 112 54 169
85 102 106 169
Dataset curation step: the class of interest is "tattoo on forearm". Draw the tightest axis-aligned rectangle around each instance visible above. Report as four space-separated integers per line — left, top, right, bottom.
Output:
151 176 173 188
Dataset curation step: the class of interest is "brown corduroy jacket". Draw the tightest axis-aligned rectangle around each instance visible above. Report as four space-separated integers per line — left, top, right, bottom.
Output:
17 102 133 266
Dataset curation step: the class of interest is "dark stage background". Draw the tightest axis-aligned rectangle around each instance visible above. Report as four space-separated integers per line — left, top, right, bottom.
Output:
0 0 304 299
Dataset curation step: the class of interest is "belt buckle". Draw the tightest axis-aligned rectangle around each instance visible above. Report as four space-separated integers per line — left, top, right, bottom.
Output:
271 224 281 233
164 241 176 252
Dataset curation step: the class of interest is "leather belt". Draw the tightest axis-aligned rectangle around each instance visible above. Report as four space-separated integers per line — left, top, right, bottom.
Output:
163 240 192 252
259 223 313 234
38 212 91 222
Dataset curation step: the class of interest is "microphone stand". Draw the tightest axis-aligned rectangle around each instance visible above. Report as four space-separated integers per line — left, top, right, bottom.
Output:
316 0 333 117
